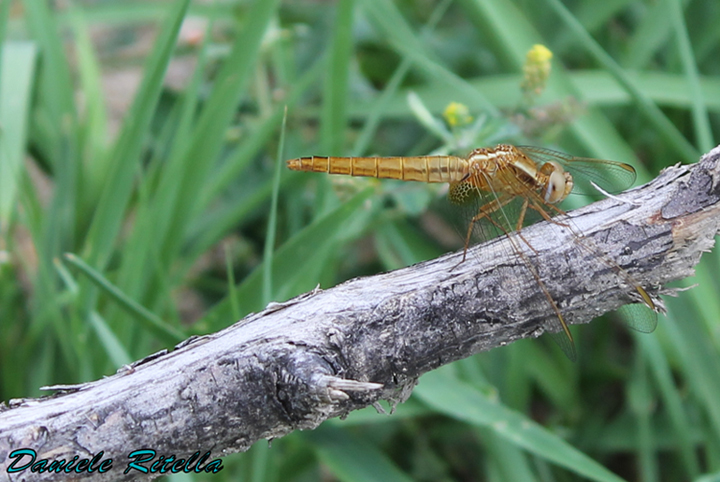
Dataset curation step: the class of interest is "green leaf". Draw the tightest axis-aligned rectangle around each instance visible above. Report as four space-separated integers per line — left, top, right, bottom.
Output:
0 42 37 227
83 0 192 270
415 366 629 482
307 426 414 482
63 253 185 344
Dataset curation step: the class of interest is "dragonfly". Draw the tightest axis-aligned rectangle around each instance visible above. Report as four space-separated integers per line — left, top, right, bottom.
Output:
287 144 657 358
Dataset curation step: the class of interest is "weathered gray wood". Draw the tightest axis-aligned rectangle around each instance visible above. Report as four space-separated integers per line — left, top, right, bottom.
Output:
2 146 720 481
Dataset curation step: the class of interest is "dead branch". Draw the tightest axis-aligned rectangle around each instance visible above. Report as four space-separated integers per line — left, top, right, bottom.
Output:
2 146 720 481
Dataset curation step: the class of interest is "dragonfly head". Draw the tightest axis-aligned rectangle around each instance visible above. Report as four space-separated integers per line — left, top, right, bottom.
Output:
543 161 573 204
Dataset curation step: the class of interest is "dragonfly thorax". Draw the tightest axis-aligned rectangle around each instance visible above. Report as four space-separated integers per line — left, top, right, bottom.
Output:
461 145 574 205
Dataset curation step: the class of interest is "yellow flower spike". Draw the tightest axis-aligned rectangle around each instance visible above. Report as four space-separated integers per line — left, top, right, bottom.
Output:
527 44 553 64
443 102 473 128
521 44 553 98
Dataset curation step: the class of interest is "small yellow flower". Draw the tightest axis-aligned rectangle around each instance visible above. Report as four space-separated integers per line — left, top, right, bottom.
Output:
527 44 553 64
443 102 473 128
521 44 553 98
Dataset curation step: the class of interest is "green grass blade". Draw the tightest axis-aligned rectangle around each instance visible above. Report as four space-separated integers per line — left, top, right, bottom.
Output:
482 430 539 482
200 188 374 330
109 23 214 309
87 311 133 368
350 0 454 156
416 367 629 482
3 10 83 375
454 0 532 69
184 176 284 266
0 42 36 228
362 0 497 115
64 253 185 344
627 350 658 482
638 333 701 479
454 0 642 172
68 5 109 201
624 0 679 68
22 0 77 145
663 300 720 449
263 108 288 305
374 219 442 270
22 0 80 260
307 426 414 482
156 0 281 262
202 57 325 205
83 0 191 269
321 0 355 156
541 0 699 163
521 341 579 413
666 0 713 152
225 244 241 322
573 0 633 33
568 70 720 111
0 0 8 43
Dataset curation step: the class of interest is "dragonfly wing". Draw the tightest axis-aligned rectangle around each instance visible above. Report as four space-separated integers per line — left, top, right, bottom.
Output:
448 180 480 205
550 328 577 361
517 145 637 195
615 303 658 333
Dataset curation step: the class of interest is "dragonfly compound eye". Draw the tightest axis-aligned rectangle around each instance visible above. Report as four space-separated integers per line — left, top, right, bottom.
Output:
545 168 567 204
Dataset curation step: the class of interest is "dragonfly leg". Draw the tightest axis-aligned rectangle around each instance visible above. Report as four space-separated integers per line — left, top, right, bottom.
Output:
482 210 576 356
460 194 513 262
511 198 543 254
516 198 529 232
530 199 571 228
530 197 656 313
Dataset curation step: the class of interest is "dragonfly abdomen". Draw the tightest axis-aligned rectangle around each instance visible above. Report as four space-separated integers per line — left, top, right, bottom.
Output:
287 155 467 183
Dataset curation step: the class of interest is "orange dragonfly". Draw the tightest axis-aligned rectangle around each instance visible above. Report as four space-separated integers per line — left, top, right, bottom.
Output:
287 144 657 357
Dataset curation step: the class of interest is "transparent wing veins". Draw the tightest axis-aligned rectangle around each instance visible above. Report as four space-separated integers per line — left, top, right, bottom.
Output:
517 145 637 195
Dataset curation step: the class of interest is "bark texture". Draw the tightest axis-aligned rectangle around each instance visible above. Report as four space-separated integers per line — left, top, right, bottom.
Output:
2 146 720 481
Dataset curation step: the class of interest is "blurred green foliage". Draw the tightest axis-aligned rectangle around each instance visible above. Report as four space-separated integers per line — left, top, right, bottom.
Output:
1 0 719 480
